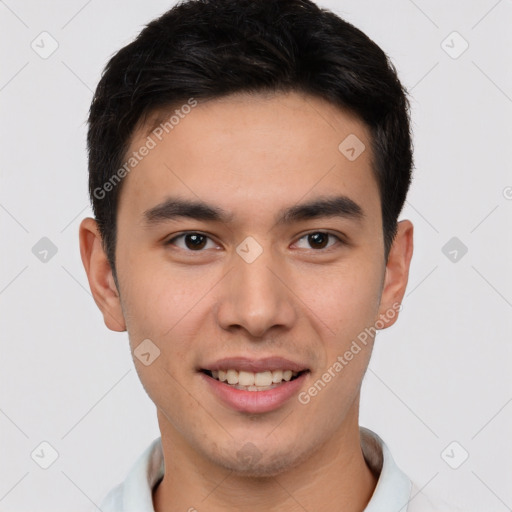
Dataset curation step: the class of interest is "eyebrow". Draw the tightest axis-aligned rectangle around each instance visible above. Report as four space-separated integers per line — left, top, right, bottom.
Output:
275 195 364 225
143 195 364 227
143 198 233 225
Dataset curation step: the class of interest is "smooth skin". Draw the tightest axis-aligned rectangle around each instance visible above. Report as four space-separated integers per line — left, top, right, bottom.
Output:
80 91 413 512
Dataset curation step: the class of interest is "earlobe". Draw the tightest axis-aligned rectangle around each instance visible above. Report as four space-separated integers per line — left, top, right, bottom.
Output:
79 217 126 332
377 220 414 329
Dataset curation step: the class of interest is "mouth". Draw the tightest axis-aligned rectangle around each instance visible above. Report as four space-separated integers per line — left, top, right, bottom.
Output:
199 358 310 414
200 368 308 392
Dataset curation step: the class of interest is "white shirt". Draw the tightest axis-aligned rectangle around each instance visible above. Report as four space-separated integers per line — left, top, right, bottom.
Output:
97 427 449 511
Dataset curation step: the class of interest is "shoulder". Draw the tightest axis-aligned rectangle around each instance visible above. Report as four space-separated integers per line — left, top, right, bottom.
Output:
98 482 124 512
406 481 465 512
360 428 461 512
95 437 164 512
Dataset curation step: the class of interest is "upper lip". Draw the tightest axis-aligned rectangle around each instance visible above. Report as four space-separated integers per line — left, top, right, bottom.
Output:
201 357 309 373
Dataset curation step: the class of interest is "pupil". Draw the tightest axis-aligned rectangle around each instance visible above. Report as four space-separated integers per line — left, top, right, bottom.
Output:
185 234 206 250
309 233 327 249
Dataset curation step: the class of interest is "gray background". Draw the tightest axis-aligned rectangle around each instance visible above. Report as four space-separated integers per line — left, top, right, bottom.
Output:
1 0 511 510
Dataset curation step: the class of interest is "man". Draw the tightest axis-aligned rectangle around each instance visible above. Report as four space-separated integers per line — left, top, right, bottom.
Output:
79 0 443 510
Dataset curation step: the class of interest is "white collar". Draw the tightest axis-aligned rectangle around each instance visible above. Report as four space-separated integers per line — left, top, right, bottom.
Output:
360 426 412 511
99 427 415 511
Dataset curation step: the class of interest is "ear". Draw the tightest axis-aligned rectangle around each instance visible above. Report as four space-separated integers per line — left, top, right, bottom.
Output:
79 217 126 332
376 220 414 329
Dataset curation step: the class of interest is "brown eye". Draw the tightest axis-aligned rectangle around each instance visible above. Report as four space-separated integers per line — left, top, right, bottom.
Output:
184 233 207 250
307 232 329 249
167 232 217 251
294 232 340 250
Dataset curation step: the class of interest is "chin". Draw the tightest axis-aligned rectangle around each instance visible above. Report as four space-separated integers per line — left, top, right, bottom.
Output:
224 457 299 478
209 441 315 478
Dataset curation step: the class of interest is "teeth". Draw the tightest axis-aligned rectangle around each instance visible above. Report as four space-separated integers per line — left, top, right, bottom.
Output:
272 370 283 383
227 369 238 385
238 371 255 386
255 371 273 386
209 369 300 387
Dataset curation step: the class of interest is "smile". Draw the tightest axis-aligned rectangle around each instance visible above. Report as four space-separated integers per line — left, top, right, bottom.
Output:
199 358 310 414
201 369 305 391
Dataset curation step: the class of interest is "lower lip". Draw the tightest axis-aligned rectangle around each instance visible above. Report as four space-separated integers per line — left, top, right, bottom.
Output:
201 372 308 414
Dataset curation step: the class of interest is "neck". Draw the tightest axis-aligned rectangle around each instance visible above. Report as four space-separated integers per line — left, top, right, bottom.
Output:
153 406 377 512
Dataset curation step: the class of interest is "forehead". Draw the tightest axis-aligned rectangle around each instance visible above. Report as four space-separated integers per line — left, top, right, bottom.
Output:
118 91 379 225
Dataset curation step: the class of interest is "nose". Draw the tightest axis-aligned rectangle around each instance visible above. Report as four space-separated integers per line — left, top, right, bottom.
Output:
215 245 298 339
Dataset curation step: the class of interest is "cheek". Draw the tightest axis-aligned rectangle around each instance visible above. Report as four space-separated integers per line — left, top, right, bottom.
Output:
119 266 204 423
297 268 381 422
299 257 384 341
118 252 210 339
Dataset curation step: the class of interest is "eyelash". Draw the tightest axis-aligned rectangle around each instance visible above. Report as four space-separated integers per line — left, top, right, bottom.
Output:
165 231 344 252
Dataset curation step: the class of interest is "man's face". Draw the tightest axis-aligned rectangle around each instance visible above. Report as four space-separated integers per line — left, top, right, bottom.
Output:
94 92 406 476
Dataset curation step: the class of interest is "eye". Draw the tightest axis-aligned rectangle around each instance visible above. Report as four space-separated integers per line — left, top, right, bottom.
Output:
293 232 341 250
166 232 219 251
